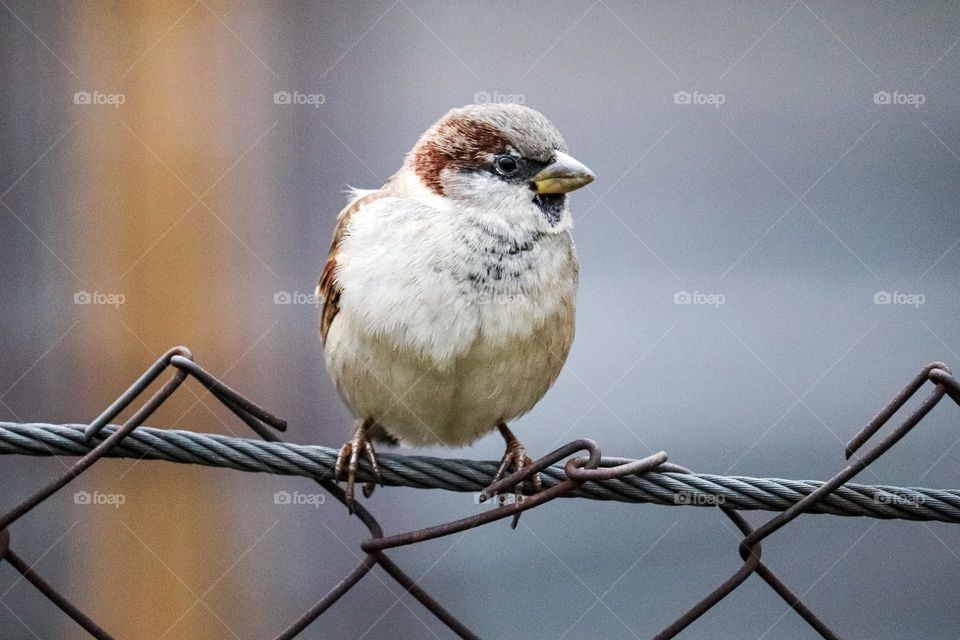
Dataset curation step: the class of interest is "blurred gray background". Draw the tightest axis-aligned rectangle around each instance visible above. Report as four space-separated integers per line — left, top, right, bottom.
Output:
1 1 960 638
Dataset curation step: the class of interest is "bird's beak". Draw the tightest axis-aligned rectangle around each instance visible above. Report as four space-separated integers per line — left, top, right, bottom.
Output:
531 151 595 194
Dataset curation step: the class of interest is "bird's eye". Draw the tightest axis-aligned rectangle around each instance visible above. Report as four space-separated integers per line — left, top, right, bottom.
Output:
494 154 518 176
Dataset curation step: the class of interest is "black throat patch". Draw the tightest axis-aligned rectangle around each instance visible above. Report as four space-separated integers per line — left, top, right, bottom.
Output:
533 194 566 226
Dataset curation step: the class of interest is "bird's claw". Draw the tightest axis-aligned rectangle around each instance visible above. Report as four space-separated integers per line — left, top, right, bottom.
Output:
487 434 542 528
334 428 381 513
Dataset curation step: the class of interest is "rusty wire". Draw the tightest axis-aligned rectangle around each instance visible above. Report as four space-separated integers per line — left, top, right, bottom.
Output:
0 348 958 639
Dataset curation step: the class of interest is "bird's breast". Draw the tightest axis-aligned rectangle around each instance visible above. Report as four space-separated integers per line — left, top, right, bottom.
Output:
334 198 578 363
327 204 578 445
455 225 578 348
324 291 575 446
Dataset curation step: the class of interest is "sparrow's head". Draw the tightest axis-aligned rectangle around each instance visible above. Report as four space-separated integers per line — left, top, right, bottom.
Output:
407 104 594 231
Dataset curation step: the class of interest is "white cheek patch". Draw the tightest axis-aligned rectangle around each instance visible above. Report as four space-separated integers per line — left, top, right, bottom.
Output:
442 170 573 236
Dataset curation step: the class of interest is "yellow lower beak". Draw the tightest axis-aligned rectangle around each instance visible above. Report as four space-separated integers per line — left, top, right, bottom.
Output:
531 151 595 194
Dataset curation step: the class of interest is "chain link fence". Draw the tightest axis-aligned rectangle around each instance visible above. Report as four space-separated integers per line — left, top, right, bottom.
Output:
1 347 959 639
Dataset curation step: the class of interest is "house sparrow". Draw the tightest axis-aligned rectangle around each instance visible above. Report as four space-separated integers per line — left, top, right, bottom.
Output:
317 103 594 510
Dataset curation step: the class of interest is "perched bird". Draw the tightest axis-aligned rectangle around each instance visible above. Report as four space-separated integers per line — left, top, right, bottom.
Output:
317 103 594 509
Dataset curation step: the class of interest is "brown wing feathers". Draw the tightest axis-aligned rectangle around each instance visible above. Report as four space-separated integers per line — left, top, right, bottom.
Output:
317 191 381 342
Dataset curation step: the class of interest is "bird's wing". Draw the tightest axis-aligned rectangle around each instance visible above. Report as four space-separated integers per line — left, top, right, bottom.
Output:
317 190 383 343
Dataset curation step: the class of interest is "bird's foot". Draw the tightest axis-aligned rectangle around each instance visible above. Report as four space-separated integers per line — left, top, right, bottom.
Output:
487 424 542 527
334 420 382 513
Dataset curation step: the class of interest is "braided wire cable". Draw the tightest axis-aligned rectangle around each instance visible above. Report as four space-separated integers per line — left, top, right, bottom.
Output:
3 422 958 523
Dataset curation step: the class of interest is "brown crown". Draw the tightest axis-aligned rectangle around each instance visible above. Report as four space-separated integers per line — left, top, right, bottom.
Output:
413 117 509 195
